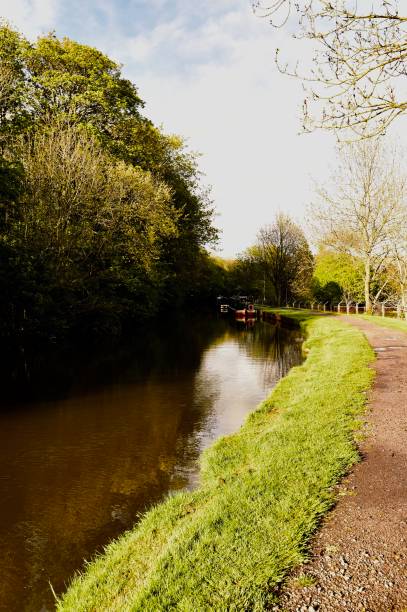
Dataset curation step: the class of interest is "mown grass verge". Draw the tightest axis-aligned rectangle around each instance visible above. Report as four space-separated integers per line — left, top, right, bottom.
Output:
58 312 374 611
358 313 407 334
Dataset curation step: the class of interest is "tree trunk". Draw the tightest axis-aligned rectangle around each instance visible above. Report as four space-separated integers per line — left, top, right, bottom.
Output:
401 284 407 320
364 259 371 314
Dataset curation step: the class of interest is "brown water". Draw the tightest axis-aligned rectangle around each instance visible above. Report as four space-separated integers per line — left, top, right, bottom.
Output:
0 316 303 611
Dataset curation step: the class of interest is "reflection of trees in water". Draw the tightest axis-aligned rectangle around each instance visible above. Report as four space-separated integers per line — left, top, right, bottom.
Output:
234 321 303 388
0 371 221 611
0 314 232 403
0 315 303 610
0 316 231 611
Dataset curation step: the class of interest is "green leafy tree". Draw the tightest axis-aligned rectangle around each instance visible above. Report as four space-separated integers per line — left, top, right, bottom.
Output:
109 117 219 301
229 248 265 300
0 24 31 151
14 120 178 326
313 249 364 308
0 25 219 339
234 215 314 304
25 32 143 133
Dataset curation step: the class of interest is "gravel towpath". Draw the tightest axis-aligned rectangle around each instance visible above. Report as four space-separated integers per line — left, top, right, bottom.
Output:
276 316 407 612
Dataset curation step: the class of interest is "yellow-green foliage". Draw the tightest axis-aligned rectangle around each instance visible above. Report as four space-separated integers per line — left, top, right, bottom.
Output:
313 249 364 303
58 313 374 611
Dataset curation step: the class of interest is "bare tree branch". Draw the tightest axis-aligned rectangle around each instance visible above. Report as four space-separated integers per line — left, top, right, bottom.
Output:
311 138 407 311
253 1 407 138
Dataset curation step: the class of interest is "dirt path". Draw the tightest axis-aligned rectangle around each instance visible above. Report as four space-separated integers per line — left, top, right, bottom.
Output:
276 317 407 612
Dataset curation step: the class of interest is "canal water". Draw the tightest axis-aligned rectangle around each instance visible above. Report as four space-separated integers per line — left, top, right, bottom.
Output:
0 315 303 611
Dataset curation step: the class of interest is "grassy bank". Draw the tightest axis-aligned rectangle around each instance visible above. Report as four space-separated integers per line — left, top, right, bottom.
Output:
358 314 407 333
58 312 374 611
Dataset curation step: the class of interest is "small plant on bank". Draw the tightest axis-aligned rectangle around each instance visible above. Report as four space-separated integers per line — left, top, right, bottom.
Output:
291 573 317 589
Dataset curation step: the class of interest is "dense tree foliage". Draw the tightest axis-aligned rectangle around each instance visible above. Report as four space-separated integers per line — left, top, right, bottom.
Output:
228 247 266 299
0 25 220 341
313 250 364 306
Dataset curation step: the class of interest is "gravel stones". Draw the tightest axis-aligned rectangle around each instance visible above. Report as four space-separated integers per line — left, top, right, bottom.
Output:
275 317 407 612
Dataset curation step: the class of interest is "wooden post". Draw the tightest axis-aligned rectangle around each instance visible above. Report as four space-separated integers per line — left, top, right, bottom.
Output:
382 302 386 317
356 303 359 314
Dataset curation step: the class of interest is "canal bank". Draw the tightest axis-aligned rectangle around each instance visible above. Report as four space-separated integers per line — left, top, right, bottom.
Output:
58 312 374 611
0 316 302 611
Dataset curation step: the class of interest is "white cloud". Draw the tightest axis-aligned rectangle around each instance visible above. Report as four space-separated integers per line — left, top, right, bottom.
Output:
118 6 337 256
121 17 186 63
0 0 58 37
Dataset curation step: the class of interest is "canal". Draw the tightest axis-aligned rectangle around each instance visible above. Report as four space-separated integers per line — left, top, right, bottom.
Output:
0 315 303 611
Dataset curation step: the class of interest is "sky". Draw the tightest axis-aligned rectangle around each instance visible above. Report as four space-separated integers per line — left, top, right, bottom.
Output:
0 0 399 257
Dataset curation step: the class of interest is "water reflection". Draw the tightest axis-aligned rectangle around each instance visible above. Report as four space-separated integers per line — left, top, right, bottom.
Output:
0 316 303 611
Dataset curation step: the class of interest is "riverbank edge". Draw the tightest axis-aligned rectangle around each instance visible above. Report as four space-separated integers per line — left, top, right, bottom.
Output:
357 313 407 333
58 312 374 611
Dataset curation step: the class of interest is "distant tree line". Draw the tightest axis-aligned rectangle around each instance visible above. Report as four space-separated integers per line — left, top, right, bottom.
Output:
249 1 407 314
2 15 407 347
230 139 407 314
0 25 223 343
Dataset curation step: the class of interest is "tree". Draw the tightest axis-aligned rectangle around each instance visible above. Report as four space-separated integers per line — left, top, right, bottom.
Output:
25 32 144 132
253 1 407 137
313 249 364 308
230 247 267 300
0 25 220 339
387 238 407 317
0 24 30 150
256 213 313 305
20 28 219 303
0 158 23 227
311 139 406 312
0 118 181 336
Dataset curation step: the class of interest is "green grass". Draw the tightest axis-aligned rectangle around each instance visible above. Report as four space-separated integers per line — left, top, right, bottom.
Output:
58 313 374 612
357 313 407 333
290 573 317 588
262 306 407 334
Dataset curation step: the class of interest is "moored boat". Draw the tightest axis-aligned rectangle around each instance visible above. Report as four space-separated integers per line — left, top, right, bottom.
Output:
217 296 257 319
